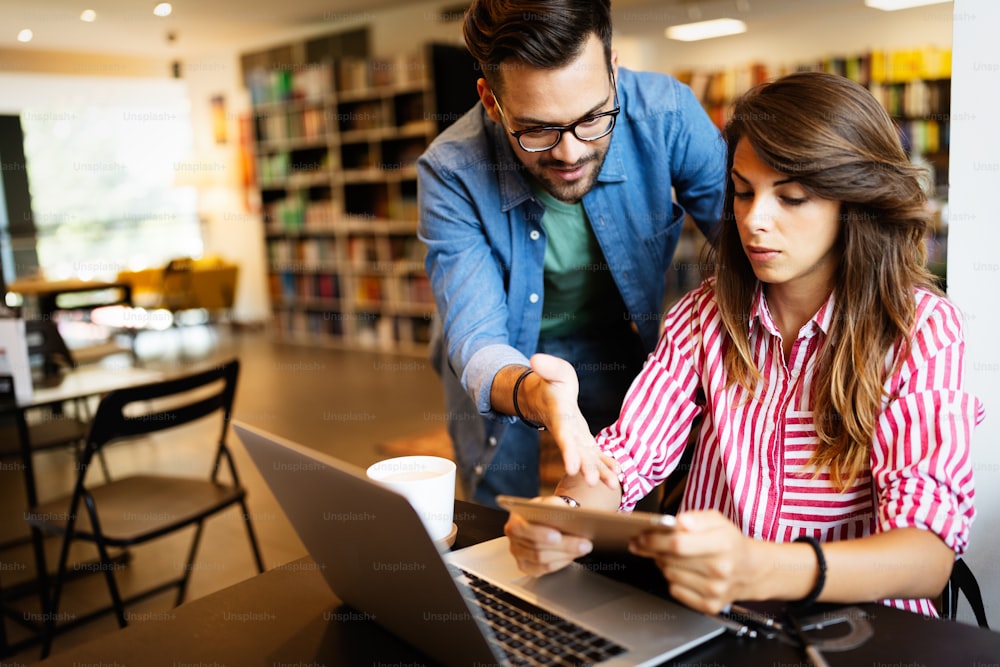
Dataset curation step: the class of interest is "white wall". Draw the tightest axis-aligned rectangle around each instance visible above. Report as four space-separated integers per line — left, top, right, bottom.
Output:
226 0 463 62
179 52 270 324
946 0 1000 626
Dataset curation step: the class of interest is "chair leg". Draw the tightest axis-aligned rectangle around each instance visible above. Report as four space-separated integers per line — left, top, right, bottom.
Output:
40 522 77 659
93 540 128 629
239 500 266 574
174 522 207 607
28 524 52 627
80 497 127 629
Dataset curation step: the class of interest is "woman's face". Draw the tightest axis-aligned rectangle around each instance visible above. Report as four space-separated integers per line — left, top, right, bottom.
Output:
731 137 842 298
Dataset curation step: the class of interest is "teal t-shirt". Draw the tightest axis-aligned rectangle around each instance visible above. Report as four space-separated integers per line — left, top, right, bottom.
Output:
532 186 621 338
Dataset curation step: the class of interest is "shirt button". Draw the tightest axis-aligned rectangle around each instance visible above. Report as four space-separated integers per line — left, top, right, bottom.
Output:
529 293 539 304
529 230 540 241
488 436 498 447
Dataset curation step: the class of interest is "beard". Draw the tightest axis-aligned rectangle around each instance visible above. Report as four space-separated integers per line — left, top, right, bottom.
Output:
523 146 610 204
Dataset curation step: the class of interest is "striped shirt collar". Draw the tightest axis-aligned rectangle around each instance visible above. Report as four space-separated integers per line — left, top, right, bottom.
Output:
749 284 836 339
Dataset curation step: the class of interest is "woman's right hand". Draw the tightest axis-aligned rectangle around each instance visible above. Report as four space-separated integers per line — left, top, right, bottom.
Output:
504 496 594 576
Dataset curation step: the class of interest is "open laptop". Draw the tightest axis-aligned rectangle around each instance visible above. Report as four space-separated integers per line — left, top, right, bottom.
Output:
233 421 724 667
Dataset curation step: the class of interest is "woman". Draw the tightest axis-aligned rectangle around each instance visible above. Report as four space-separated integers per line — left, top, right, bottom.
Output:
505 71 983 617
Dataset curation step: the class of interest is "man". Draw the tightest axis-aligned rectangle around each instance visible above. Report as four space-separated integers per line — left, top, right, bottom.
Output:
417 0 725 507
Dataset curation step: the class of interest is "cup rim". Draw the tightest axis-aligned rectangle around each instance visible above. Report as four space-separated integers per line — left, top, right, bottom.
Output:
366 455 456 480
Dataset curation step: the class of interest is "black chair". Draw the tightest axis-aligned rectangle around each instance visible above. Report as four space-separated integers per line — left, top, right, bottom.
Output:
0 375 53 659
940 558 990 628
16 320 90 450
0 320 115 488
25 358 265 656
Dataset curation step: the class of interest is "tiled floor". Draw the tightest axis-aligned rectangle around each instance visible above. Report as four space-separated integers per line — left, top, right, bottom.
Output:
1 324 450 665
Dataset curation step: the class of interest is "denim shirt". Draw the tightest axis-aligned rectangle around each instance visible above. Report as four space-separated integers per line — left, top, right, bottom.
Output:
417 67 726 421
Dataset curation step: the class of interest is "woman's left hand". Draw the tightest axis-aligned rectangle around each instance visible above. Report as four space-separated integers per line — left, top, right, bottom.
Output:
628 510 758 615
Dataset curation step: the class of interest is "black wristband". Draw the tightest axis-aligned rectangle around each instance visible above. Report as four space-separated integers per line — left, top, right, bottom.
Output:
792 536 827 609
512 368 546 430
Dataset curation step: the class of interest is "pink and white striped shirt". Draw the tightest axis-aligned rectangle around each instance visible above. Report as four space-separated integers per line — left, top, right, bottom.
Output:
597 281 983 616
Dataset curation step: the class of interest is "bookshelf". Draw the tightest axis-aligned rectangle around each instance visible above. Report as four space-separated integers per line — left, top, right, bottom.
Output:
674 46 952 287
243 36 477 354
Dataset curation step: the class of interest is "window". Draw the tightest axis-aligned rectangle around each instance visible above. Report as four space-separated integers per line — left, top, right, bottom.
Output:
11 75 202 281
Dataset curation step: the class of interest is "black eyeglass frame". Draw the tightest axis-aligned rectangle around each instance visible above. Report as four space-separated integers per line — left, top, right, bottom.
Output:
492 69 620 153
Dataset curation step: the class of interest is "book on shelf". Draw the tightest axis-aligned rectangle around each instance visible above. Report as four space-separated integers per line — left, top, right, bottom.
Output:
304 200 338 228
408 275 433 304
870 47 951 84
315 273 339 300
247 63 333 105
354 276 383 304
336 57 371 92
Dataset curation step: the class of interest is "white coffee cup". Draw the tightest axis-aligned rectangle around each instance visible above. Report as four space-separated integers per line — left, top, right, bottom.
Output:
366 455 456 543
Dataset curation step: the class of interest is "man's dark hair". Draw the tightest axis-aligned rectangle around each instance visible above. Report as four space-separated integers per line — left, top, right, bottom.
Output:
463 0 613 93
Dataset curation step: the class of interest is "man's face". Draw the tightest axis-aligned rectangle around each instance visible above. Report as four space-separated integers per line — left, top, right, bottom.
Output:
481 34 617 204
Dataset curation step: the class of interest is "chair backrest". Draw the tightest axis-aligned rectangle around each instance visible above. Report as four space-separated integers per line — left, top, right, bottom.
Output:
161 257 196 312
0 374 16 409
0 374 31 458
25 319 76 381
80 358 240 473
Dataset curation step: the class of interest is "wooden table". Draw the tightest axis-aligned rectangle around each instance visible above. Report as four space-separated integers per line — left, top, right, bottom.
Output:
21 500 1000 667
6 278 131 320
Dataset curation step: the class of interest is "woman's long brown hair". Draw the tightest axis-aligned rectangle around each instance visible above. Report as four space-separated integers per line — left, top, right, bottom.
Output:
709 71 941 489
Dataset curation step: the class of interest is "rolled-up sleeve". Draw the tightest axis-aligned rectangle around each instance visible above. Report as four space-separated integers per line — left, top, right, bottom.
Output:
871 299 984 554
418 143 525 419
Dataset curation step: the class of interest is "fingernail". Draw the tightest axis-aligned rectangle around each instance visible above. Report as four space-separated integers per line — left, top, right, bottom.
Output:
578 540 592 554
545 530 560 543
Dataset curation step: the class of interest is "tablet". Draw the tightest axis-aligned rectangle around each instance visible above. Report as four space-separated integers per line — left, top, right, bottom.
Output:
497 495 677 551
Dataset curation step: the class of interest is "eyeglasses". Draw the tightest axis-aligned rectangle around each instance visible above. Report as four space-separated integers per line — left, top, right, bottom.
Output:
492 71 620 153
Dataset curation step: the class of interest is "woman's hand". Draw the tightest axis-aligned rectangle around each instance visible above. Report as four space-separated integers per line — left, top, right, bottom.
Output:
504 496 594 576
529 354 620 490
628 510 758 615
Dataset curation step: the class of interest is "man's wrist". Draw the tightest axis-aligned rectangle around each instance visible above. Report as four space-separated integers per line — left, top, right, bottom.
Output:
512 367 545 430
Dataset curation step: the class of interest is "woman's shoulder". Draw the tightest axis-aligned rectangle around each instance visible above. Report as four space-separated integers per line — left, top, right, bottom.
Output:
671 278 719 312
912 287 966 337
662 279 723 333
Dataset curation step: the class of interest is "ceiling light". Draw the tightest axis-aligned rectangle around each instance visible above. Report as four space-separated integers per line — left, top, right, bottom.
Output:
665 18 747 42
17 29 32 43
153 3 173 17
80 9 97 22
864 0 951 10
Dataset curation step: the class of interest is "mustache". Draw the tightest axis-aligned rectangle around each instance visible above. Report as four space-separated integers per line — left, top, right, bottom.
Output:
537 153 598 169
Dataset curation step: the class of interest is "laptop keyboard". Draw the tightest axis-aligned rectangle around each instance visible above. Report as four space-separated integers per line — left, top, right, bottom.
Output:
460 570 627 666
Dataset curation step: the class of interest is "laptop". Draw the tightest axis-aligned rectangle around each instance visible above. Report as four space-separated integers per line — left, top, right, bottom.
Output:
233 421 725 667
